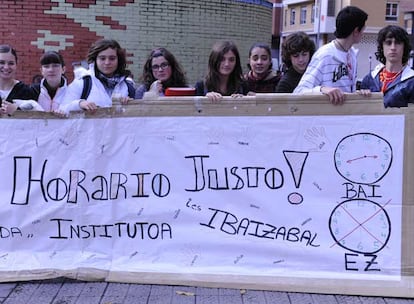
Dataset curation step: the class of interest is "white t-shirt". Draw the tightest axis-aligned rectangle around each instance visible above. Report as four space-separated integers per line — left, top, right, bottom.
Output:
0 89 12 100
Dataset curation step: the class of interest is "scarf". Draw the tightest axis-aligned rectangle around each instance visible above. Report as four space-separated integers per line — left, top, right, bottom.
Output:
379 68 403 93
247 70 272 82
96 72 124 95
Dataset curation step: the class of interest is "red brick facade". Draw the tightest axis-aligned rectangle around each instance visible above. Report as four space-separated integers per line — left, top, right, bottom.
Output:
0 0 272 85
1 1 103 83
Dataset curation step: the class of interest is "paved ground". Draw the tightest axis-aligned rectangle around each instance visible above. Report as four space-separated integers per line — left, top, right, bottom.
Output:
0 279 413 304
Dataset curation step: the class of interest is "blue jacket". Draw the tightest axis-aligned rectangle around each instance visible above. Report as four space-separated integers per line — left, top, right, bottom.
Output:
361 64 414 108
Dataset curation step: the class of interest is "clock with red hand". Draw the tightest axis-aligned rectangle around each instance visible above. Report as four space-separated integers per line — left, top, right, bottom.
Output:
334 133 393 184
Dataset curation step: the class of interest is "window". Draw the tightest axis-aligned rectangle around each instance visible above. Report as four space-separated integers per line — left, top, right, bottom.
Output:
311 4 315 24
300 6 307 24
386 2 398 21
290 8 296 25
327 0 335 17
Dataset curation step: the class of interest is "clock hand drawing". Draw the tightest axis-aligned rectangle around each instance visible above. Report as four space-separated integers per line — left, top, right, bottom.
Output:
329 198 391 254
334 133 393 184
346 155 377 163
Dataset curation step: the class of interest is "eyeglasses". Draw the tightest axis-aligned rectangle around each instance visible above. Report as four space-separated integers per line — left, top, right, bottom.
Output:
151 62 169 71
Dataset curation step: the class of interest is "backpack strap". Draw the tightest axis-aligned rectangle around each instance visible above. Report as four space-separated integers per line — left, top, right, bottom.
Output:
80 75 92 100
30 83 41 99
81 75 135 99
126 80 135 98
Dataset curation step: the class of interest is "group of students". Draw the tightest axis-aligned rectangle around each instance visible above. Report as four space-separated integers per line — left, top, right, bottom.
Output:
0 39 134 116
0 5 413 117
289 5 414 107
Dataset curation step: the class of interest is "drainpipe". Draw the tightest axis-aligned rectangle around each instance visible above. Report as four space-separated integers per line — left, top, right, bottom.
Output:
316 0 322 47
409 12 414 69
271 0 283 70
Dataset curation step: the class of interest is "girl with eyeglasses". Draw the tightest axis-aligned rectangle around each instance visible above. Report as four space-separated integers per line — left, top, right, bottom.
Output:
136 47 187 99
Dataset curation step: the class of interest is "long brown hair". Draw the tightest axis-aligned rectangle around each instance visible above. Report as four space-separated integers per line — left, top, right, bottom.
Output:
87 39 127 76
140 47 187 90
205 40 243 95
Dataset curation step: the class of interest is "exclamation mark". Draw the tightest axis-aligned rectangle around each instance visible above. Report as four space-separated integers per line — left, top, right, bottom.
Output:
283 150 309 205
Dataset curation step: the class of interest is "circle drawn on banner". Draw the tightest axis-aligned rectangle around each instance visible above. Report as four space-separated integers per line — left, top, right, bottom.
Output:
288 192 303 204
334 133 392 184
329 199 391 254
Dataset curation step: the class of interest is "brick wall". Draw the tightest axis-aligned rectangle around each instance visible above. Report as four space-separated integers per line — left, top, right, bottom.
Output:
0 0 272 86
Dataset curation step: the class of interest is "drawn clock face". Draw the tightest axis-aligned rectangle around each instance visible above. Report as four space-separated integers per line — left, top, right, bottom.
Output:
334 133 393 184
329 199 391 254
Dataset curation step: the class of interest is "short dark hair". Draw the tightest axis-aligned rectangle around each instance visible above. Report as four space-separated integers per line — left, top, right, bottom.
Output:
281 32 316 68
247 43 273 71
0 45 18 63
40 51 65 66
375 25 412 65
87 39 127 76
334 6 368 38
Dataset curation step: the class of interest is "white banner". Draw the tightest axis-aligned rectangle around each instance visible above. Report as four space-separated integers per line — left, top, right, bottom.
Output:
0 115 404 281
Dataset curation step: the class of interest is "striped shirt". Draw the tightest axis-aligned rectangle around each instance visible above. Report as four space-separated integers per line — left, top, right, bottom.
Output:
293 41 358 94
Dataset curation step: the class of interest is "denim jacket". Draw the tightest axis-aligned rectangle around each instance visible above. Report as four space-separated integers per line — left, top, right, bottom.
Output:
361 64 414 108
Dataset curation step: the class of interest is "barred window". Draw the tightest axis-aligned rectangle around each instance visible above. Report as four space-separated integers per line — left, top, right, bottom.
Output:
300 6 307 24
311 4 315 24
290 8 296 25
386 2 398 21
327 0 335 17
